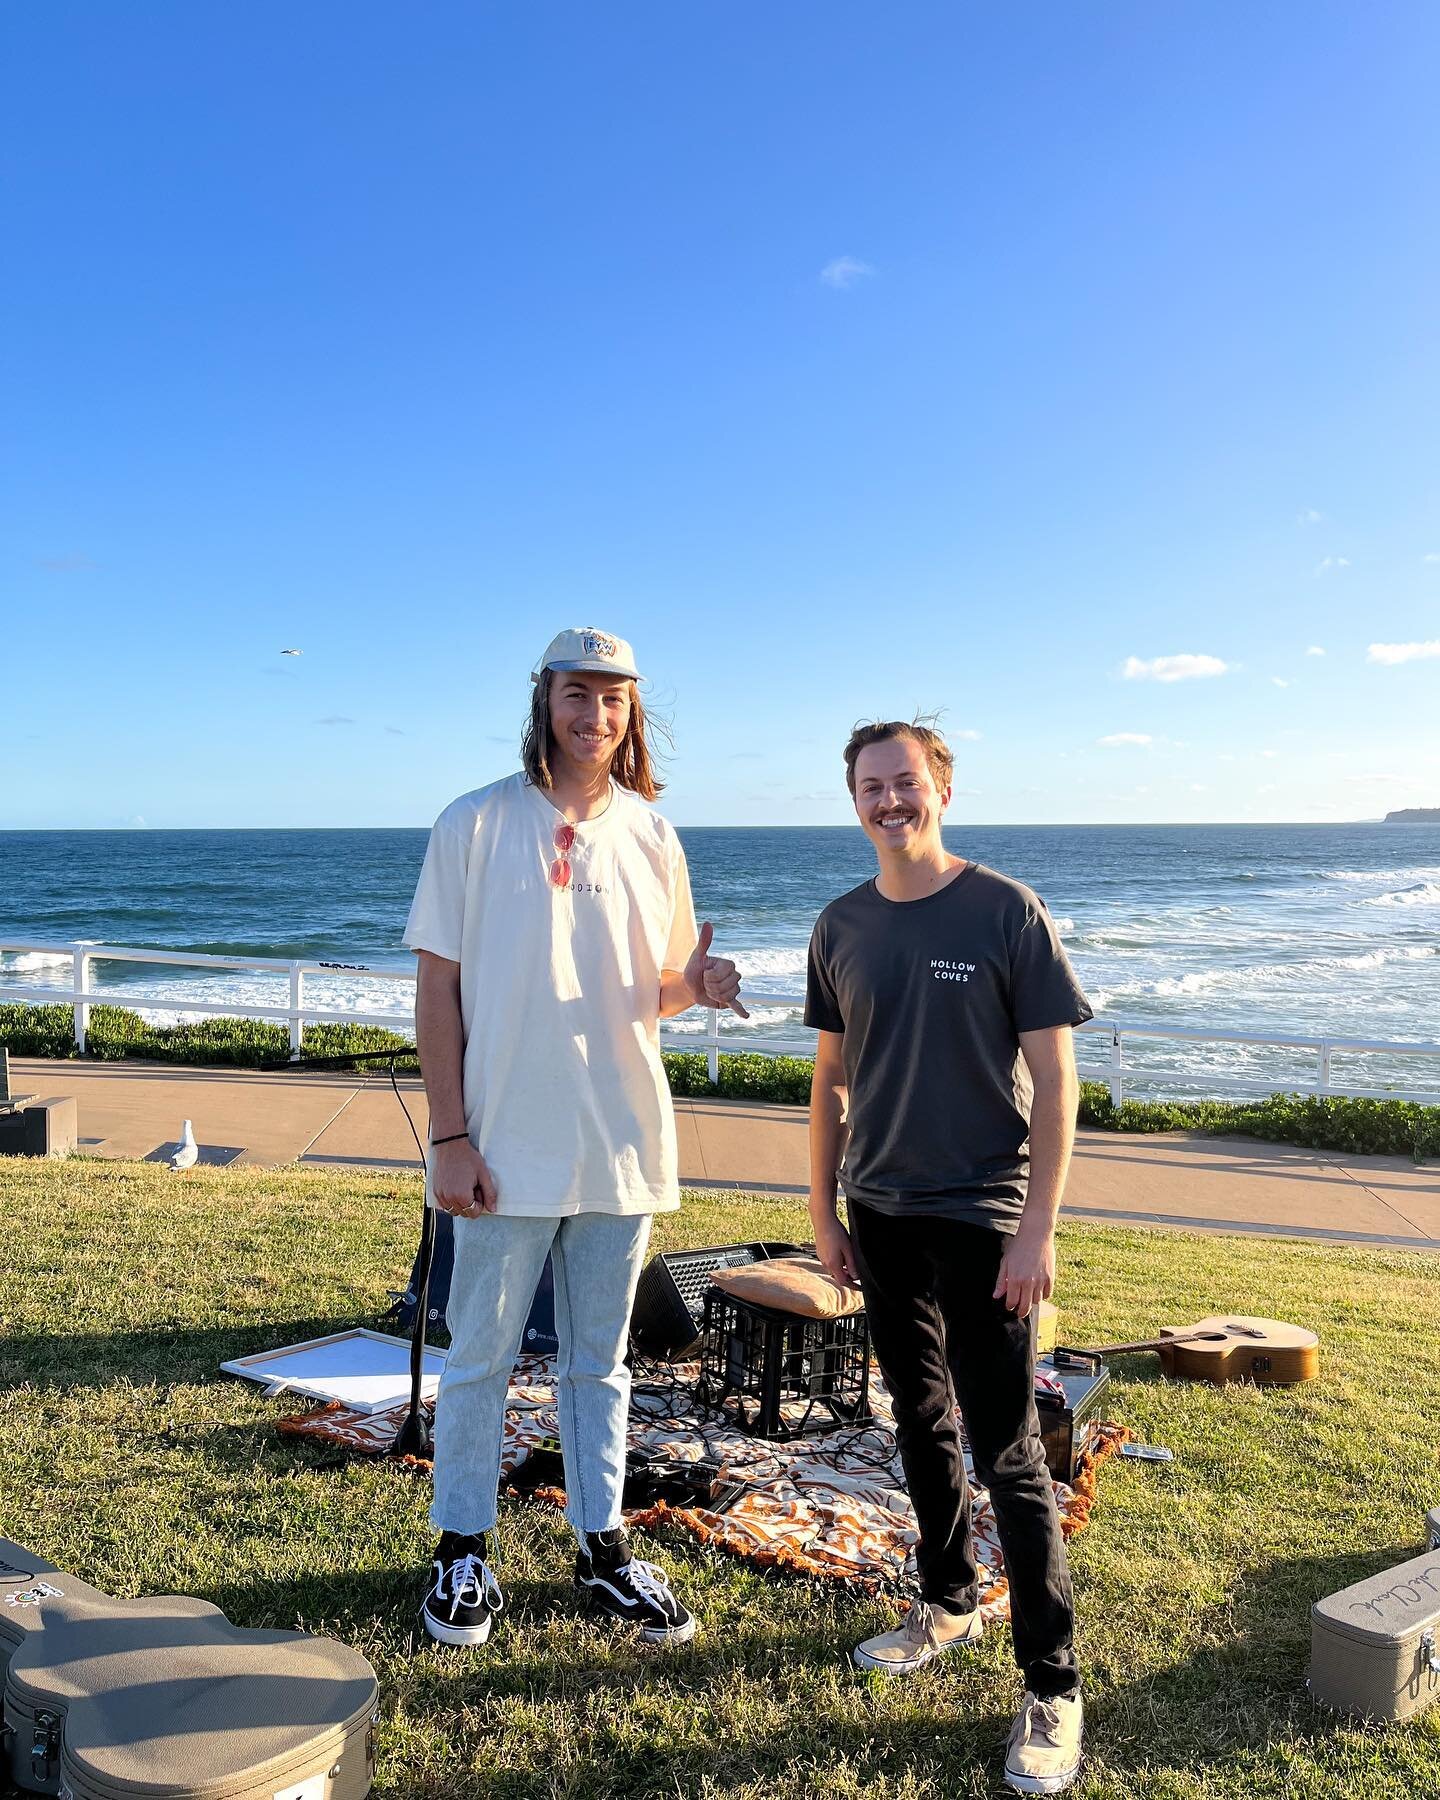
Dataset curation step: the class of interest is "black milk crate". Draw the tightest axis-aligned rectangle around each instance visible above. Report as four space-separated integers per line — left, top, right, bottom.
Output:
1033 1355 1112 1485
631 1241 805 1358
697 1287 873 1440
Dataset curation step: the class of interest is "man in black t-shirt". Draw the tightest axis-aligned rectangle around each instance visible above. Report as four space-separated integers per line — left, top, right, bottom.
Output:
806 719 1092 1797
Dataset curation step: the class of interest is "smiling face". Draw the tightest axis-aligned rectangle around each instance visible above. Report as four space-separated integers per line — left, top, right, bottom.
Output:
546 669 634 777
852 735 952 860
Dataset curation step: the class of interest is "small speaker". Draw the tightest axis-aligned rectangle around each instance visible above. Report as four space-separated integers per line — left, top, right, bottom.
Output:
630 1241 806 1359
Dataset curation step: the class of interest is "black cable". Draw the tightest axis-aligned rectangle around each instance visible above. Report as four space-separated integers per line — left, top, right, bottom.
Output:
386 1054 428 1173
375 1049 435 1458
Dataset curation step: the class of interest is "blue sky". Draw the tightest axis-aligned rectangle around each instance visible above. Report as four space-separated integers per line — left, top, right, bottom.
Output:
6 2 1439 829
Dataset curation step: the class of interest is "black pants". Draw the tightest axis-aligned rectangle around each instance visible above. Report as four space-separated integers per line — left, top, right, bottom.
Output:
849 1203 1079 1699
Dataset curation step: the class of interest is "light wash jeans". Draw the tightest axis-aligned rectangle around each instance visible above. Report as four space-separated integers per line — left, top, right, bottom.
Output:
429 1209 652 1541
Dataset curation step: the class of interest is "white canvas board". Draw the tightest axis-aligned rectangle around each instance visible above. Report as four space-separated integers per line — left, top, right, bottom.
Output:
221 1329 447 1414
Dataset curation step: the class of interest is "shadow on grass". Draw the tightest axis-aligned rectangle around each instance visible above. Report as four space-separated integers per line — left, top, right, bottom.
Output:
187 1563 1014 1799
1094 1543 1427 1776
0 1315 373 1393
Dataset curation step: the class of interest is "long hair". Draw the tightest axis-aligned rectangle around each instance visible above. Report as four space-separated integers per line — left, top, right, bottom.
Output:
521 671 667 799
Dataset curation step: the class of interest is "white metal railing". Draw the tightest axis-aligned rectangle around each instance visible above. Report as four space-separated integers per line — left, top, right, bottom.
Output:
657 992 1440 1104
3 941 1439 1104
0 940 414 1059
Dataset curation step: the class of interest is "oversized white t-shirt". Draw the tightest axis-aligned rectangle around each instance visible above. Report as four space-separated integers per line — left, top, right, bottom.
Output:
403 772 699 1216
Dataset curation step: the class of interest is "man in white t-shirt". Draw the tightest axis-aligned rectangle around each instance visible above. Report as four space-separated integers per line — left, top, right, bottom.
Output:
404 626 744 1650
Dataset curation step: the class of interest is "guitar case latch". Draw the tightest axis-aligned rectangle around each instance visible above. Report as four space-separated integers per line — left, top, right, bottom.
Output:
32 1709 62 1781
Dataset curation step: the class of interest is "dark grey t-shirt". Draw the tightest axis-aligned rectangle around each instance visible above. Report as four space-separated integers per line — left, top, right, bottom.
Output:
804 863 1093 1232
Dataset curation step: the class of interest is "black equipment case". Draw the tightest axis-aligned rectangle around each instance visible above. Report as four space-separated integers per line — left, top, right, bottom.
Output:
1033 1356 1112 1485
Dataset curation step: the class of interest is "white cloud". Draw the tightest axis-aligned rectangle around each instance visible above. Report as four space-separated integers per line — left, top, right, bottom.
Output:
1297 508 1324 525
1098 732 1153 747
949 728 983 741
1271 677 1291 688
1343 774 1405 786
1314 556 1351 575
1122 653 1229 683
1260 750 1279 759
1189 784 1209 793
1423 552 1440 564
1305 645 1326 656
1367 640 1440 666
820 256 875 290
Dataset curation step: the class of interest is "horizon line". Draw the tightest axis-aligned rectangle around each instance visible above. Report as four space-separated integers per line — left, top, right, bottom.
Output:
0 817 1401 833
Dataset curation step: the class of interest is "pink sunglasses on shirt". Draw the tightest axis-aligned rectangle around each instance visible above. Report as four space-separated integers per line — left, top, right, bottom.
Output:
550 822 576 888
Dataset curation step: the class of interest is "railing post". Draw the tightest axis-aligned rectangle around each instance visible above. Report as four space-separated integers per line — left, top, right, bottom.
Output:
73 947 91 1053
289 964 304 1061
707 1012 720 1088
1109 1029 1123 1109
1318 1042 1332 1097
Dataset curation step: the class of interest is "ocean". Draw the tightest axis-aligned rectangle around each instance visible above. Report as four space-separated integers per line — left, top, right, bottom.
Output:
2 823 1438 1097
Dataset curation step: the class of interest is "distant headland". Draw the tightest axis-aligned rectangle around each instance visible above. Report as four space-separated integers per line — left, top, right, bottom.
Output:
1384 807 1440 823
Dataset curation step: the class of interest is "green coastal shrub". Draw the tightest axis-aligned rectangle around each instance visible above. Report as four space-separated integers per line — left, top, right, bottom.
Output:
3 1001 1436 1161
0 1003 74 1058
1078 1081 1440 1162
0 1002 416 1072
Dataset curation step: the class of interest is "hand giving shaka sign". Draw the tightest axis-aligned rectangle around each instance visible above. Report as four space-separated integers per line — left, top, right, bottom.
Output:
683 921 749 1018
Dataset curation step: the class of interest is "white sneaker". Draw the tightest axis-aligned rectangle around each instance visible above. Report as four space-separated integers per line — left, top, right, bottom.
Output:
852 1599 983 1673
1004 1690 1083 1794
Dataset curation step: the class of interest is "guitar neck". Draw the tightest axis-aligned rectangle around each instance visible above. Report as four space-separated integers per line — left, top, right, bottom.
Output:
1064 1331 1210 1358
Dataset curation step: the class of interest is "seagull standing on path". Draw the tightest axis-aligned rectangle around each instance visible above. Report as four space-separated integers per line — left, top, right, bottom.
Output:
170 1120 199 1170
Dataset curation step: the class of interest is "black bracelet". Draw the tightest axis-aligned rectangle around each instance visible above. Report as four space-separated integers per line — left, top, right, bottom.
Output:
430 1131 470 1147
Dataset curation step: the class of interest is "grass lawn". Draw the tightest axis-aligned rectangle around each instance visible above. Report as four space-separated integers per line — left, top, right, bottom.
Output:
3 1157 1439 1799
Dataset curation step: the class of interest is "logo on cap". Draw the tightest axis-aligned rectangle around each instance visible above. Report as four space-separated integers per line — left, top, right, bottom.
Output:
581 629 618 659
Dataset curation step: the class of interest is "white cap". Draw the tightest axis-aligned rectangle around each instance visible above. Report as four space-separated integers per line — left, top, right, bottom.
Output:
534 626 641 683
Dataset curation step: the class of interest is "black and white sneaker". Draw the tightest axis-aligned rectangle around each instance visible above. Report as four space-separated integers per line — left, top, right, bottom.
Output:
575 1527 695 1645
421 1531 504 1647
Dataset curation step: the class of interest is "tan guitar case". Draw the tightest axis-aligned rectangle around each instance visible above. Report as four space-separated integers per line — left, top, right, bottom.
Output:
1 1539 378 1800
1310 1548 1440 1722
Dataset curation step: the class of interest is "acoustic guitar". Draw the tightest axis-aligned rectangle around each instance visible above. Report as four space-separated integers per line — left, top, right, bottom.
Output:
1055 1314 1319 1386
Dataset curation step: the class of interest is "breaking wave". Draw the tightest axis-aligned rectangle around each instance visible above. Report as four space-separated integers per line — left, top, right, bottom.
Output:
1362 881 1440 908
1091 942 1439 1005
0 950 75 973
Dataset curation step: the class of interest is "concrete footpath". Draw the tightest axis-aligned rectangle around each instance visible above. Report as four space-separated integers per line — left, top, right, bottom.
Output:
9 1057 1440 1252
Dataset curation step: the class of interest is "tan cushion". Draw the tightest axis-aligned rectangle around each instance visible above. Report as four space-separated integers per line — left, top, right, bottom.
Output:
708 1254 865 1319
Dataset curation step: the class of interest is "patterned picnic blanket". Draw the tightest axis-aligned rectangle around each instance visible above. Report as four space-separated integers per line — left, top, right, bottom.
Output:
277 1356 1126 1608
